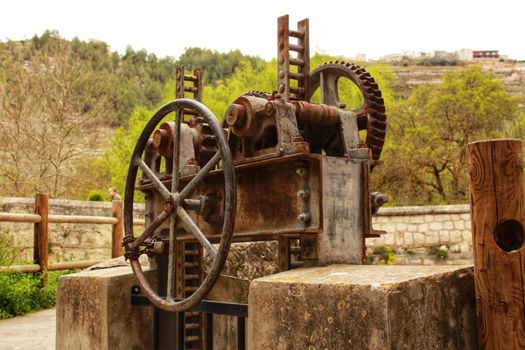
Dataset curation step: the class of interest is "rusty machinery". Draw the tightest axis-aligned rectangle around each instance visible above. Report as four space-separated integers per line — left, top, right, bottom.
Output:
124 15 387 349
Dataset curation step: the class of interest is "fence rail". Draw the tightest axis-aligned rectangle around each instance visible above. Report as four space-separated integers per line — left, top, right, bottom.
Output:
0 193 142 284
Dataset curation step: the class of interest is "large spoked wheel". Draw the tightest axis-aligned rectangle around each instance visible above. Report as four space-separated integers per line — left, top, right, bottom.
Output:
307 61 387 165
123 98 236 312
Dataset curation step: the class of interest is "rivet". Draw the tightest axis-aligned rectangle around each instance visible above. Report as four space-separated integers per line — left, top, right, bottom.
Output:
296 168 308 177
298 212 311 224
297 189 310 200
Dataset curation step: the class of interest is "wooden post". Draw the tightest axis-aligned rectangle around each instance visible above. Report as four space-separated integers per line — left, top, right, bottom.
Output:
111 200 124 258
467 139 525 349
34 193 49 287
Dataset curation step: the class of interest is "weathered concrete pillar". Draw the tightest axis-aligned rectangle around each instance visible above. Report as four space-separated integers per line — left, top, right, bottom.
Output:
56 266 154 350
248 265 478 349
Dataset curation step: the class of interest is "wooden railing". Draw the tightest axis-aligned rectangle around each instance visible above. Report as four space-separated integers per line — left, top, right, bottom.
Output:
0 193 144 284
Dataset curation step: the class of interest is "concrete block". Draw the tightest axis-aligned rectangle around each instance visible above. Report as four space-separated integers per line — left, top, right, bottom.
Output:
56 266 154 350
248 265 477 350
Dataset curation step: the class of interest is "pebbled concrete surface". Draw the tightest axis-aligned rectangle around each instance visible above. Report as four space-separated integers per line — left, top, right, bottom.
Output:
0 308 55 350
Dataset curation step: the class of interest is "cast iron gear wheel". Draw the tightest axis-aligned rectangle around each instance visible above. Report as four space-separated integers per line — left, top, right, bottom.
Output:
306 61 387 164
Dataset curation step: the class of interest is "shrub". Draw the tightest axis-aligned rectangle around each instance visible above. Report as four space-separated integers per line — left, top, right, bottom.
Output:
0 270 76 319
87 190 104 201
430 246 449 260
372 245 397 265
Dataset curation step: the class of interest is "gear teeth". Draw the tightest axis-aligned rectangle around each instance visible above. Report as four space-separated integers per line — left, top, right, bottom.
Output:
368 102 386 113
370 118 386 128
368 95 384 104
243 90 271 99
369 126 386 136
308 61 387 163
370 111 386 122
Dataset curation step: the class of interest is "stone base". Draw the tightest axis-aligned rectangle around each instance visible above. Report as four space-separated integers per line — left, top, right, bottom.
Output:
248 265 477 349
56 266 154 350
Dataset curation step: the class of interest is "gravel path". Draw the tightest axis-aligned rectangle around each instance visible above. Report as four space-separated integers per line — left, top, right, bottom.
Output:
0 308 55 350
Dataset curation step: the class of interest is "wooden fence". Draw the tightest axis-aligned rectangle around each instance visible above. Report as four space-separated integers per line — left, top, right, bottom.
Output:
0 193 144 284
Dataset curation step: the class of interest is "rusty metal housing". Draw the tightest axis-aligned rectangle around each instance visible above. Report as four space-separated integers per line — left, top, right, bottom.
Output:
123 14 388 349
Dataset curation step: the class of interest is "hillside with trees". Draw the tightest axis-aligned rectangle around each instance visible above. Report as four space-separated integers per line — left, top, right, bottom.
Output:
0 31 523 205
0 31 262 198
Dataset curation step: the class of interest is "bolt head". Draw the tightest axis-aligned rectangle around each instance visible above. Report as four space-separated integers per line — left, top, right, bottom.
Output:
297 189 310 200
297 212 311 224
296 168 308 177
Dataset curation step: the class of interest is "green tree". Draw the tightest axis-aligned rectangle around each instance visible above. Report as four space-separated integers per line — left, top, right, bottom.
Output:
373 66 520 205
178 48 262 85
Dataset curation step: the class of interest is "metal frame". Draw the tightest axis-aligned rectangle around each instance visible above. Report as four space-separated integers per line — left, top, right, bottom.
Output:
131 286 248 350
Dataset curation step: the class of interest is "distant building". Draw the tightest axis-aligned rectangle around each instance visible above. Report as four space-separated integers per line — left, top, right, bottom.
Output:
378 49 505 63
473 50 499 59
457 49 473 61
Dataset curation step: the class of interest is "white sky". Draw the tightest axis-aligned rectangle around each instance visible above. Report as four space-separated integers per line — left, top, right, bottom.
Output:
1 0 524 60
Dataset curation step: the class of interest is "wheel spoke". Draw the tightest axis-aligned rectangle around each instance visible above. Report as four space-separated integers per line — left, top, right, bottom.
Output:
177 207 217 260
136 157 172 200
171 109 182 193
178 152 221 200
166 212 177 300
127 209 170 250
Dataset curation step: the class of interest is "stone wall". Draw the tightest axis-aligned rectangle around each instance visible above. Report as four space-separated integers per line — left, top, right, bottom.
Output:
369 204 472 265
0 197 472 265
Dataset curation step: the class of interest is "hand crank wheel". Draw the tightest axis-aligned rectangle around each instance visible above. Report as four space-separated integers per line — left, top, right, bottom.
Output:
123 98 236 312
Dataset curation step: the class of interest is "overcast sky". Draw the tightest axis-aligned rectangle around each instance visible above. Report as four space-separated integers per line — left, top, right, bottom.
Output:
1 0 523 60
